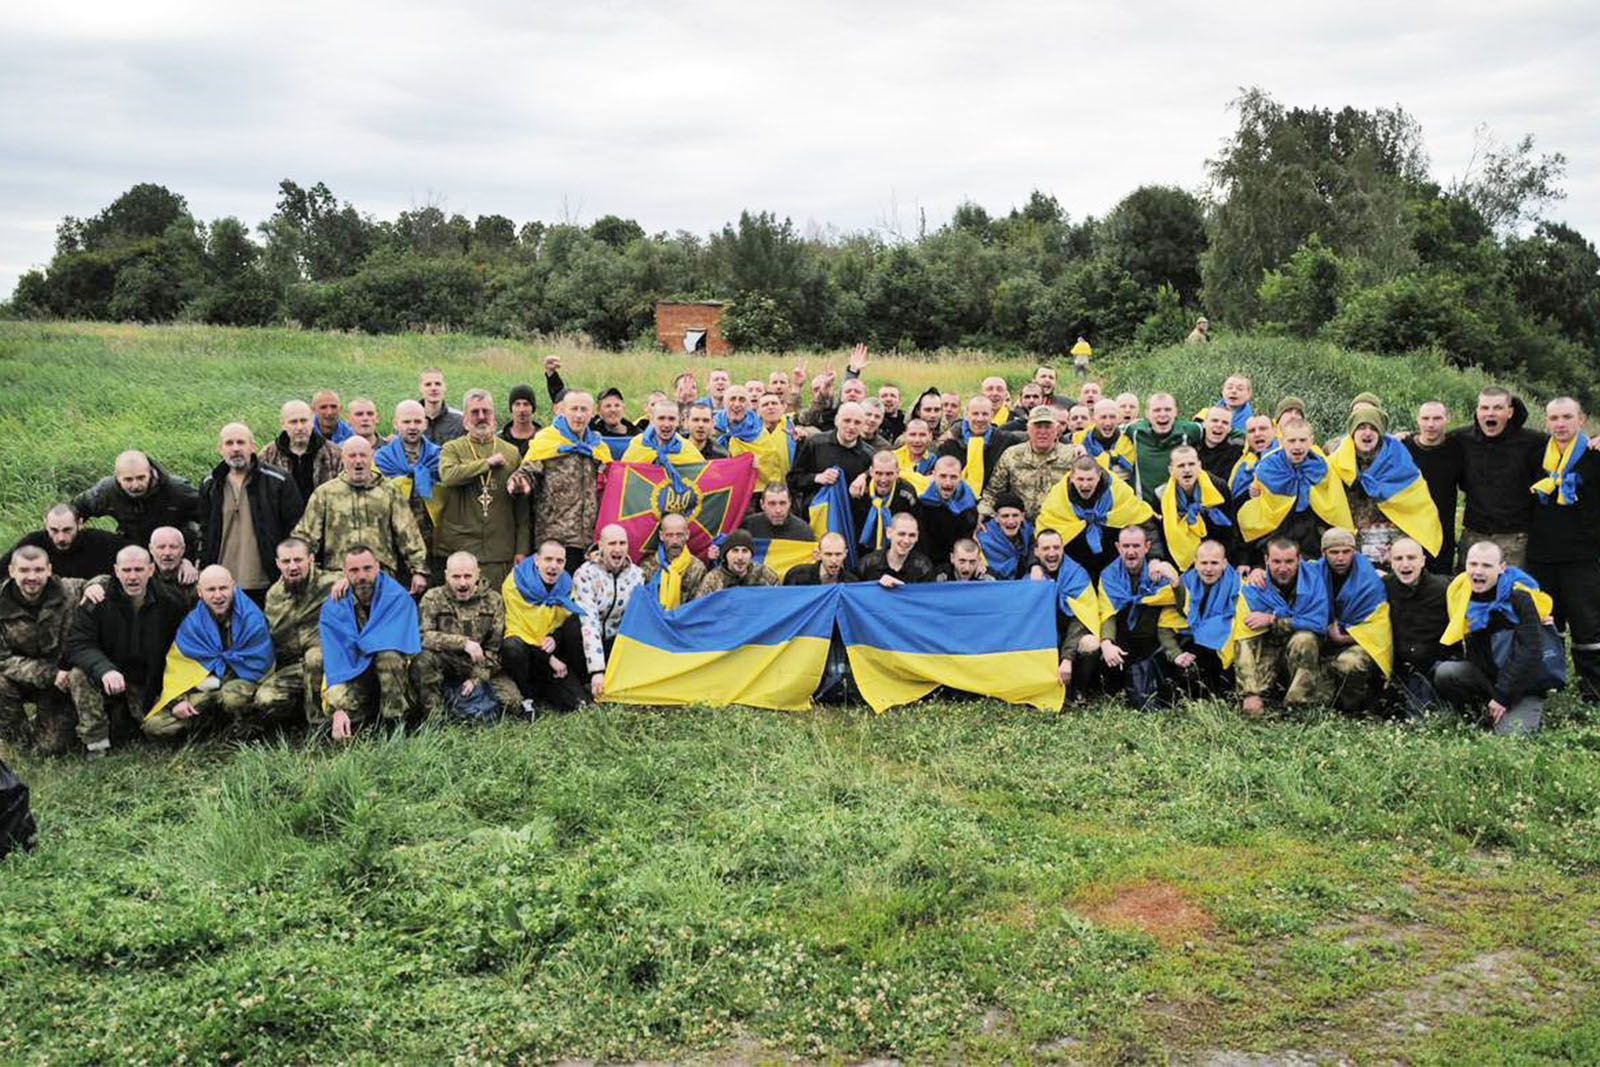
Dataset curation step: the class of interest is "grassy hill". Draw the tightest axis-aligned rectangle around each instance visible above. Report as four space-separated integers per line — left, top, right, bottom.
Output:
1 322 1594 1064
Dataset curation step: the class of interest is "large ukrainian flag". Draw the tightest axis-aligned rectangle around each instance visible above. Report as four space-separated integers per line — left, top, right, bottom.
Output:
749 537 819 579
602 584 839 711
1327 435 1443 556
835 582 1065 713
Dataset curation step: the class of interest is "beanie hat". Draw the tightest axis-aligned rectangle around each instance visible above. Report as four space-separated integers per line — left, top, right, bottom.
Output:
1274 396 1306 421
994 492 1026 514
1321 526 1356 550
508 383 537 414
1346 401 1389 437
722 529 754 554
1350 391 1382 410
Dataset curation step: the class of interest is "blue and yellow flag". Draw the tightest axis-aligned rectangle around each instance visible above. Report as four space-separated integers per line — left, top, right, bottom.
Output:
750 537 819 579
1231 562 1331 647
602 584 839 711
1097 560 1186 635
893 445 937 495
1236 449 1353 543
153 591 275 716
621 427 704 467
952 421 996 494
807 472 859 568
1442 567 1554 646
1228 446 1274 501
1195 400 1252 432
526 416 616 464
502 559 584 643
1159 472 1232 571
1328 435 1443 555
1180 566 1242 668
1532 433 1588 506
975 519 1033 580
835 582 1065 713
1309 555 1393 677
374 435 445 527
1073 428 1136 478
319 573 422 687
714 408 762 449
1036 474 1155 552
1055 556 1101 635
729 420 795 490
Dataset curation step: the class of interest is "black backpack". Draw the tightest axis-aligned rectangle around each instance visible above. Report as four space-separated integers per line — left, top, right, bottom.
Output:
0 758 37 859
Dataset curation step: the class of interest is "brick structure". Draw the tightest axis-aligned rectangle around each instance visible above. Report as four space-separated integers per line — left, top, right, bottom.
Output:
655 301 729 356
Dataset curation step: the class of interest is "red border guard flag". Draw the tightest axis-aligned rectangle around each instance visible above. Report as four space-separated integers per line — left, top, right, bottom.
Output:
597 453 759 561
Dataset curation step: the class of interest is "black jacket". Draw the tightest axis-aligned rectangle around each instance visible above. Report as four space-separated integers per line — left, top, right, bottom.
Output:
783 563 859 586
1402 434 1463 568
917 496 979 563
938 428 1019 487
1384 571 1450 672
71 459 201 555
788 431 875 506
1464 587 1546 705
65 578 188 703
0 528 125 580
1527 448 1600 564
1449 397 1545 534
1196 436 1244 487
857 549 935 584
740 513 813 540
198 457 305 578
850 481 921 548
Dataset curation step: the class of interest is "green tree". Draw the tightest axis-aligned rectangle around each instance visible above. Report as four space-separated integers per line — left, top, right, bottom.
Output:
1098 185 1207 303
1257 236 1347 338
722 293 796 351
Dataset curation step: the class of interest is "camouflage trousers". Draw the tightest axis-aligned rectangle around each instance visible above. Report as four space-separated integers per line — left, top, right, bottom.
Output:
1234 629 1327 704
254 648 324 726
0 675 78 757
1458 529 1528 570
1326 643 1381 714
323 651 413 726
68 669 150 751
142 677 258 739
410 649 520 719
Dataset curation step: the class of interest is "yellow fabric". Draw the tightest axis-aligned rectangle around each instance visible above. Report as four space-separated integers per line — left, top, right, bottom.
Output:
892 447 933 494
1532 435 1583 505
846 646 1064 714
602 633 830 712
1215 588 1257 669
654 548 693 609
1036 475 1155 543
1159 472 1228 570
729 424 791 488
1094 578 1184 641
1327 437 1443 555
1070 339 1092 357
1442 574 1554 646
622 435 704 465
150 643 212 720
1061 581 1102 637
1236 459 1353 543
994 404 1012 426
388 474 445 527
501 572 572 644
524 425 615 464
1345 601 1394 678
962 434 986 495
1070 429 1137 479
758 539 820 579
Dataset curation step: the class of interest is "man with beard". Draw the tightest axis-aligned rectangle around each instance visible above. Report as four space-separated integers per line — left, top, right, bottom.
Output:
0 547 86 756
877 383 907 442
1401 401 1463 573
199 422 303 604
982 406 1077 522
261 399 344 502
436 388 530 590
0 504 124 580
419 367 466 444
1450 387 1544 568
414 551 521 720
72 450 201 557
66 545 187 754
695 530 780 596
142 565 275 739
255 537 335 726
294 436 430 593
638 514 707 607
572 524 645 701
321 544 421 740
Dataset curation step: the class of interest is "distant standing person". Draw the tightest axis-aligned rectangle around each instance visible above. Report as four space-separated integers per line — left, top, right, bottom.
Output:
1186 317 1211 344
1070 337 1093 380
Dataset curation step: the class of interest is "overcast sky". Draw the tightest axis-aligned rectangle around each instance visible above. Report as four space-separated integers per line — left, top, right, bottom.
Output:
3 1 1597 297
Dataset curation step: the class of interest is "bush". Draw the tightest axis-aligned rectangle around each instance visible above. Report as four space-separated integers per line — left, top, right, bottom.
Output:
722 293 796 352
312 258 488 333
1257 235 1347 338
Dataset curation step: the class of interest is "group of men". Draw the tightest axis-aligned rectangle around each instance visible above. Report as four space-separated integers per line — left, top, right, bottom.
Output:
1 350 1593 759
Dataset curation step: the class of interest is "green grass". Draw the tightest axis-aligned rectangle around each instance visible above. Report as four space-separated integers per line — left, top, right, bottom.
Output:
1 322 1592 1063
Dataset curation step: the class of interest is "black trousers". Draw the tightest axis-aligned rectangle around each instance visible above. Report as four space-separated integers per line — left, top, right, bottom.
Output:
502 620 587 712
1527 559 1600 698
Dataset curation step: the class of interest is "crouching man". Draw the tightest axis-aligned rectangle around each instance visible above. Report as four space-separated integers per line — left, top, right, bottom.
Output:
143 566 275 739
319 544 421 741
414 551 520 721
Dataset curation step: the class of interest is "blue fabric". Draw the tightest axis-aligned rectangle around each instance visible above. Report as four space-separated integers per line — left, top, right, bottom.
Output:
373 434 442 499
319 573 422 686
714 409 762 446
836 582 1056 656
1098 559 1170 628
1073 484 1116 555
1316 555 1387 626
1241 563 1330 634
976 520 1033 580
917 480 977 515
553 415 609 459
1055 556 1094 616
1218 399 1253 432
1181 566 1240 652
175 590 274 682
1253 448 1329 513
325 419 354 444
1469 567 1545 633
511 557 585 617
1174 481 1232 528
956 420 994 451
620 584 840 650
601 433 635 459
1350 436 1425 503
808 473 859 569
858 492 895 551
636 424 689 490
1536 433 1588 505
1082 431 1133 474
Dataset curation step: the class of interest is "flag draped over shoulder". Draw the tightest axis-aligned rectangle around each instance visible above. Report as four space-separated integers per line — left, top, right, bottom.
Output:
603 584 839 711
807 472 859 567
714 409 762 448
1036 476 1154 552
373 435 444 524
1328 435 1443 555
319 574 422 686
1228 447 1272 501
750 537 819 579
1312 556 1393 677
1232 563 1331 646
1442 567 1554 646
1236 450 1352 543
1073 429 1136 477
1181 566 1242 667
503 559 584 643
1532 433 1588 506
598 453 758 563
621 426 704 467
729 421 794 490
976 520 1033 580
893 446 937 494
1160 473 1232 570
953 421 994 494
1097 561 1184 631
1055 556 1101 635
525 416 616 464
835 582 1065 713
152 591 275 716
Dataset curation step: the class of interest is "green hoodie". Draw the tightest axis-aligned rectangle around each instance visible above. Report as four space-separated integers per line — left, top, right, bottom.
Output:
1125 418 1204 503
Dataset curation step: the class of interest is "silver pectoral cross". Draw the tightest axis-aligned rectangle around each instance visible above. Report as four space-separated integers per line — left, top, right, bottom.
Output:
477 482 495 517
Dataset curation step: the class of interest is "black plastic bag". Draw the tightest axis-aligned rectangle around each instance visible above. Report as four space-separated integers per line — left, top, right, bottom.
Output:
0 758 37 859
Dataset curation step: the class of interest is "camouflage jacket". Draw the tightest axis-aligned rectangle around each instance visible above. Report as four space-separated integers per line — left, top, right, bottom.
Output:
264 568 337 663
695 564 779 597
0 576 86 686
293 472 430 577
419 586 505 681
638 552 707 602
522 452 605 550
261 435 344 499
980 441 1079 519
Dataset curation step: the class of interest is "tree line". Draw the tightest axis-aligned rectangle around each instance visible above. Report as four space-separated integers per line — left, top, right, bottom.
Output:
6 89 1596 399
